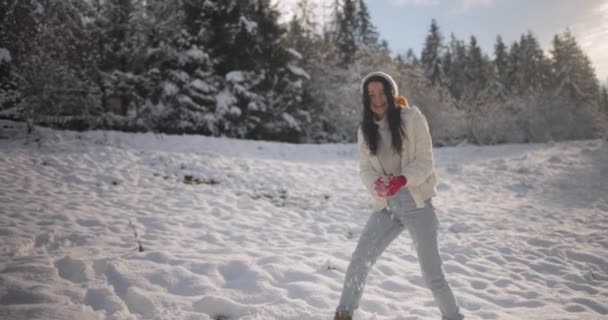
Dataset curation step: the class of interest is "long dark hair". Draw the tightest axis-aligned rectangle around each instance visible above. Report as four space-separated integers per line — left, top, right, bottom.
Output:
360 75 405 155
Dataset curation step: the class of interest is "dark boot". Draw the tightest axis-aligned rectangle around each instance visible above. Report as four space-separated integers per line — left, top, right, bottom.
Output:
442 312 465 320
333 310 352 320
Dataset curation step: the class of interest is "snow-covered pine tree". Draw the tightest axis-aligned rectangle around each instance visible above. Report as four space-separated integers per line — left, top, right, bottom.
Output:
134 0 219 134
506 41 522 96
515 32 551 95
356 0 378 47
405 48 419 66
300 16 347 142
550 30 600 105
284 0 322 142
98 0 137 72
199 0 308 141
440 46 452 86
462 36 495 104
546 29 602 140
142 29 219 134
493 35 509 92
0 0 36 115
451 36 487 144
334 0 358 67
249 0 310 141
420 19 445 86
445 34 467 101
0 1 39 62
324 0 342 39
291 0 318 41
466 36 488 92
95 0 146 123
6 0 99 130
0 47 19 114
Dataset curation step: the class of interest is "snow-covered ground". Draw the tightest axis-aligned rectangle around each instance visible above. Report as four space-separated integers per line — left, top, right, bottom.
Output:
0 120 607 320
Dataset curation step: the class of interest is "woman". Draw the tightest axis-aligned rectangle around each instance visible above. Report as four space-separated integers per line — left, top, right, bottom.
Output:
333 72 464 320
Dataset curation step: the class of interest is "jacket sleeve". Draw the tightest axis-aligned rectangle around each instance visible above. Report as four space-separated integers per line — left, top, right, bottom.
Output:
402 109 435 186
358 128 381 194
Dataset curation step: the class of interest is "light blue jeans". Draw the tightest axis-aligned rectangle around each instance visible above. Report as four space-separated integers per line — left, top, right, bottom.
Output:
337 189 463 320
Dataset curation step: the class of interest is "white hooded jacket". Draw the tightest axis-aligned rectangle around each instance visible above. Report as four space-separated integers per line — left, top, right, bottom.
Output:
357 106 438 212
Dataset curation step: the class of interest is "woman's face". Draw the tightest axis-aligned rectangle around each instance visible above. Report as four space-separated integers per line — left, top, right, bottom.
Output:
367 81 388 119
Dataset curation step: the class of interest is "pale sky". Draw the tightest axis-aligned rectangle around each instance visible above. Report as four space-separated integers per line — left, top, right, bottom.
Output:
276 0 608 84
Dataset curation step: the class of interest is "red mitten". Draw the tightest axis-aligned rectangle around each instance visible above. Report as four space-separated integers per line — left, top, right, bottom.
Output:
385 175 407 197
373 176 391 197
